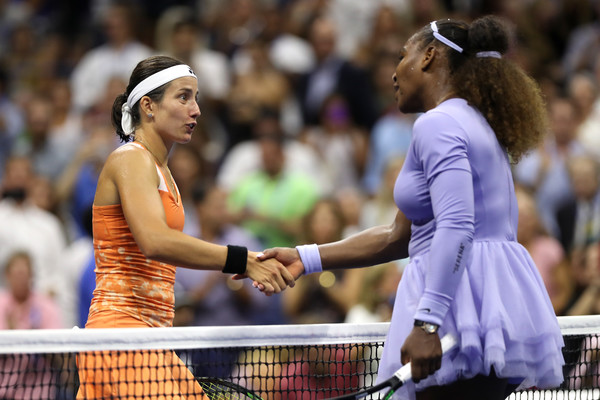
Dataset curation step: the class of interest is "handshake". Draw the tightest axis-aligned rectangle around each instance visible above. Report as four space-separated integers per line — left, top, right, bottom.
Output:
231 247 308 296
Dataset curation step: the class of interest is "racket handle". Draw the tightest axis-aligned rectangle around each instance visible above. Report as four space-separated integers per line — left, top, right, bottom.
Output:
393 333 458 383
440 332 458 353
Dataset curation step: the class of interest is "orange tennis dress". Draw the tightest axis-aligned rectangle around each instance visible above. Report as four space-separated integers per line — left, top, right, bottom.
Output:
77 143 208 400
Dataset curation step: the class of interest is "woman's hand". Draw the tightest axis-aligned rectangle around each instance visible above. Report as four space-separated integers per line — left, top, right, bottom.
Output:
400 326 442 382
241 251 296 296
257 247 306 280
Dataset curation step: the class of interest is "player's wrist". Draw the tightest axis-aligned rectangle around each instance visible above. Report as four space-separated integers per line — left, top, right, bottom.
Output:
296 244 322 274
222 245 248 274
414 319 439 334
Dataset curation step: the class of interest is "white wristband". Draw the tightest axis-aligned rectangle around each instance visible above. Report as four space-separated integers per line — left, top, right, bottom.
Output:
296 244 323 275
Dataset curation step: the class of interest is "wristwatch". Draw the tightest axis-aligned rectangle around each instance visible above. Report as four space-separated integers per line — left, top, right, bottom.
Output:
414 319 439 334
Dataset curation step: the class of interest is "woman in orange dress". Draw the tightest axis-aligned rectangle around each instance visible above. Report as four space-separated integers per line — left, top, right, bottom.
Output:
77 55 294 399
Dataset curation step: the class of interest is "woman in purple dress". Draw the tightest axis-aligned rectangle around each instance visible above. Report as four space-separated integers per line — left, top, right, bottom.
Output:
258 15 564 400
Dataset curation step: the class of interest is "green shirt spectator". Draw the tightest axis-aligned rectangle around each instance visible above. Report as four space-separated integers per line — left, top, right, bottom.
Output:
228 122 319 248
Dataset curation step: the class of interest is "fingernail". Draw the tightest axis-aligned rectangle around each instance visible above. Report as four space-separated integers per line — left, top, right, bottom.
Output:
257 252 264 258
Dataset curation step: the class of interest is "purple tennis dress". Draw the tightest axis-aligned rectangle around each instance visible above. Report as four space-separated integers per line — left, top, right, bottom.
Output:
377 98 564 399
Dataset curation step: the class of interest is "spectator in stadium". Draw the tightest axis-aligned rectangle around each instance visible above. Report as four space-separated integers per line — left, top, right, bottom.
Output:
515 185 574 316
299 93 369 196
3 22 39 95
157 9 231 105
570 70 600 161
360 156 405 230
282 198 362 324
217 111 325 195
69 1 153 113
28 174 58 215
54 124 115 240
513 96 586 236
0 64 24 182
76 55 294 399
12 94 74 181
227 119 320 250
0 155 67 299
295 17 378 130
0 251 63 329
260 15 564 400
226 39 291 149
0 251 62 399
561 0 600 79
344 260 402 324
167 144 205 237
352 5 409 70
565 240 600 317
362 107 413 196
333 186 367 239
203 0 263 58
48 78 82 144
555 155 600 255
568 72 598 128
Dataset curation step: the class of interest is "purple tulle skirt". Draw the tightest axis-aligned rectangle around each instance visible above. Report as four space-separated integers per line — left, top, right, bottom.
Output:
377 240 565 400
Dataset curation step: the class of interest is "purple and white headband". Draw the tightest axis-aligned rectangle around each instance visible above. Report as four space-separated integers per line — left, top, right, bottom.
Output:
430 21 502 59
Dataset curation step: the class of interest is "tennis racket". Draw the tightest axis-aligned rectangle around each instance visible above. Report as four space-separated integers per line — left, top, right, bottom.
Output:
197 377 264 400
328 332 458 400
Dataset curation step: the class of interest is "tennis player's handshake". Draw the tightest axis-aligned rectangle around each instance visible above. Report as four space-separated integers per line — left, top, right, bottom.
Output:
256 247 305 281
239 250 297 296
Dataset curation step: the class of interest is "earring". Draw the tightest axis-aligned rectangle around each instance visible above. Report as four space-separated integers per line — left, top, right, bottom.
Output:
147 113 153 118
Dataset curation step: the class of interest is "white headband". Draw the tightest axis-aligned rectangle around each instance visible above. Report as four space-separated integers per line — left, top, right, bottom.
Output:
476 51 502 59
121 64 197 136
430 21 463 53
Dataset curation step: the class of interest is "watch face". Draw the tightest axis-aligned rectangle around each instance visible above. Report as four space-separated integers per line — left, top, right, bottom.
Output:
415 320 438 333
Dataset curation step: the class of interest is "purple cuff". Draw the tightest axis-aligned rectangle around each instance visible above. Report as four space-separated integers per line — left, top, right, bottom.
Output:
296 244 323 275
414 290 453 326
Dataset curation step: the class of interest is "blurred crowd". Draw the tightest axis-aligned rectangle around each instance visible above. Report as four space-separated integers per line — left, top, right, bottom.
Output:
1 0 600 330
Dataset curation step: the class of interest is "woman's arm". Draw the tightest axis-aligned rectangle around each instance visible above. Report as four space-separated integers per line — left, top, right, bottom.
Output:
98 147 294 293
320 210 410 269
258 210 410 279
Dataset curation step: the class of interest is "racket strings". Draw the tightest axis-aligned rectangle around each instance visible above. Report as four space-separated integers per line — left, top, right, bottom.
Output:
198 379 258 400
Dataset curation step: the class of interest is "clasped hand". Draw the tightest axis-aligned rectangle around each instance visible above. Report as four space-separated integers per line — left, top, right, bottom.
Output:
233 247 305 295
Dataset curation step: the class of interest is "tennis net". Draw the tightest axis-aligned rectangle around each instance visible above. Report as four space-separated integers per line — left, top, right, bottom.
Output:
0 315 597 399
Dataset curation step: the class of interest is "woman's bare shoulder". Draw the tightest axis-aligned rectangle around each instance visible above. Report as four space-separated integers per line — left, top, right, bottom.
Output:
105 143 153 171
94 143 158 206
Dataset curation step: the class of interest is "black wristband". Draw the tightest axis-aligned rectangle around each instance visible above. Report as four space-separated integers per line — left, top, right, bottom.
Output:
222 245 248 274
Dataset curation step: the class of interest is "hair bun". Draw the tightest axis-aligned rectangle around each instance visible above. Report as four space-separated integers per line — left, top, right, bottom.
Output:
468 15 510 56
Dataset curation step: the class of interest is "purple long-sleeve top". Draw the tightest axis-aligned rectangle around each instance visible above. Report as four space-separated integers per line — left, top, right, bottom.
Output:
394 98 518 326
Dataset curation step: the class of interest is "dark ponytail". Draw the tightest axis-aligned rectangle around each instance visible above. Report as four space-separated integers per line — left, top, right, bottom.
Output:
466 15 509 56
111 55 184 142
455 16 547 162
111 93 130 142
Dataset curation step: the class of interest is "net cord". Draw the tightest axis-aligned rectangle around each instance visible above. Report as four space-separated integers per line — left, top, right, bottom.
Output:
0 315 597 354
0 322 390 354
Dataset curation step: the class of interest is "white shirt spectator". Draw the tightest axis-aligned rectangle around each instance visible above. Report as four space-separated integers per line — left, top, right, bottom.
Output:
70 41 152 112
56 235 93 328
191 49 231 101
0 199 66 306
